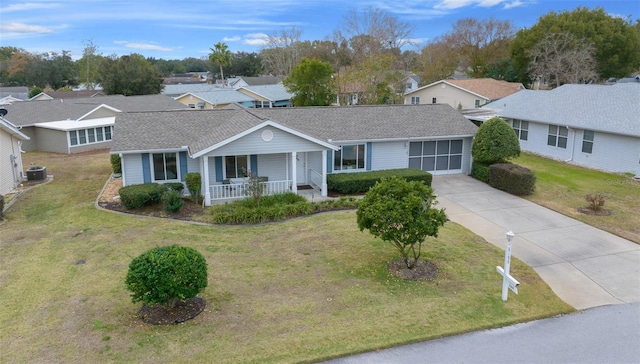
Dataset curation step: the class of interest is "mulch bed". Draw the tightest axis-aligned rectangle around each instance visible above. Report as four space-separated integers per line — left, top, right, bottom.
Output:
387 258 439 281
138 297 206 325
99 198 207 221
577 207 612 216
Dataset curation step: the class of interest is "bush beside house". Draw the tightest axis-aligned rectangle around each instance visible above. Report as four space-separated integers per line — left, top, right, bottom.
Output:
328 168 433 194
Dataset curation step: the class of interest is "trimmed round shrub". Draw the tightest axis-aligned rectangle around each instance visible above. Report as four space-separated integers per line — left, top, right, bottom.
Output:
472 117 521 164
125 245 208 307
162 189 185 212
119 183 167 209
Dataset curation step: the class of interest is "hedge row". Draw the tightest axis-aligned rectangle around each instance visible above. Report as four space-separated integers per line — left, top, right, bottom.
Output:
327 169 433 194
488 163 536 195
119 183 167 209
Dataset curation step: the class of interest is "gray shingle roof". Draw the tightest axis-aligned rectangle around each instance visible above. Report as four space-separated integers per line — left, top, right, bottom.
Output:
240 84 294 102
111 104 477 155
188 90 256 104
483 83 640 137
2 94 187 126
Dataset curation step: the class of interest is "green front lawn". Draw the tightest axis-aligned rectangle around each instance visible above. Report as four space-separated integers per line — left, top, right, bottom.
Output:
0 151 572 363
514 152 640 244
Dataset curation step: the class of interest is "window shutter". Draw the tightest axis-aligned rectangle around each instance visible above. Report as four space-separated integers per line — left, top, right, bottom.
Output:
250 154 258 176
179 151 188 181
214 156 223 182
141 153 151 183
326 150 333 173
366 142 372 170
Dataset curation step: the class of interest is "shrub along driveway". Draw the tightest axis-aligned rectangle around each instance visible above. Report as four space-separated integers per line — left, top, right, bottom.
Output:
0 151 572 363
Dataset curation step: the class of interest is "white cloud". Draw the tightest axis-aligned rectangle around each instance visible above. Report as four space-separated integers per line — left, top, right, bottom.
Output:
243 33 269 46
114 41 175 52
223 36 241 42
1 2 61 12
503 0 525 9
0 22 54 38
434 0 475 10
434 0 515 10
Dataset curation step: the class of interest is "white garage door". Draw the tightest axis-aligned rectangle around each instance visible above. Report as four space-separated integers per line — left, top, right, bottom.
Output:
408 140 463 175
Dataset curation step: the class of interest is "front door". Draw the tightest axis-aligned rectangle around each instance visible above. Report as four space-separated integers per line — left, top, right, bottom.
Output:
296 152 307 184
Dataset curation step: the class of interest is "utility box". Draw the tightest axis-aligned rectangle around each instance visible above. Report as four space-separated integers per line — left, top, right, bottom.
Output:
26 166 47 181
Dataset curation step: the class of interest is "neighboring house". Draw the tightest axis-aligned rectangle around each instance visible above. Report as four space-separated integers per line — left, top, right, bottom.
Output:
403 74 420 93
0 87 29 102
29 90 105 101
2 95 187 153
404 78 525 109
237 85 294 107
0 96 24 105
111 104 478 206
0 114 30 195
174 84 293 109
174 90 256 109
483 83 640 176
227 76 283 89
162 83 226 97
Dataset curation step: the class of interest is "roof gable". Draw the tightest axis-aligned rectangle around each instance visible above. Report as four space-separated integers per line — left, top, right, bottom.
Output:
406 78 524 100
0 117 30 140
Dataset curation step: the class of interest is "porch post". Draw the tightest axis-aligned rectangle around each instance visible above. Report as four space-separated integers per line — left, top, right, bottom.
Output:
203 156 211 206
321 150 328 197
291 151 297 193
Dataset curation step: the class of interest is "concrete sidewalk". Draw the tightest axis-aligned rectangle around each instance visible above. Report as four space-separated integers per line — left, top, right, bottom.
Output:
432 175 640 310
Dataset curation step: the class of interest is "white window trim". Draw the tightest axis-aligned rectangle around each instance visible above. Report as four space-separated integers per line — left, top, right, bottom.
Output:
334 144 366 172
68 126 113 147
151 152 180 182
223 155 251 179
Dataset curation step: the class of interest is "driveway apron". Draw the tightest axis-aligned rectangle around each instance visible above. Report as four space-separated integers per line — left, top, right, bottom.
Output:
431 175 640 310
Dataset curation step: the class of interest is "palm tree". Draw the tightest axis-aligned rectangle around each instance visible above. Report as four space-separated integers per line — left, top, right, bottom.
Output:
209 42 232 85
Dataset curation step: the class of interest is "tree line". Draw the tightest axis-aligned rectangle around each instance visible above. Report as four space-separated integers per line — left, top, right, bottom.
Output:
1 6 638 98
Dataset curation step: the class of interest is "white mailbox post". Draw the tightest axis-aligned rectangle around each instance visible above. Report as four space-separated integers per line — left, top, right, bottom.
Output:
497 230 520 301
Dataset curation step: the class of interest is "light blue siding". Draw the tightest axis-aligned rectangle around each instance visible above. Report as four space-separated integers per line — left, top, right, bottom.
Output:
370 141 407 170
256 154 287 181
122 154 144 186
207 126 327 156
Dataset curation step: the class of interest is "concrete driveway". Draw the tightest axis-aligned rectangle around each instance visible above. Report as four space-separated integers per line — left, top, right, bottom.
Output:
431 175 640 310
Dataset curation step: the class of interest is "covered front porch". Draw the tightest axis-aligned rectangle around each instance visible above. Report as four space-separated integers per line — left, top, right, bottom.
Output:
202 150 330 206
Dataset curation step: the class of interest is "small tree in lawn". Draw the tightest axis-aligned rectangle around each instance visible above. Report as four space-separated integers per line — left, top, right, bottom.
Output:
472 117 521 164
357 176 447 269
125 245 208 309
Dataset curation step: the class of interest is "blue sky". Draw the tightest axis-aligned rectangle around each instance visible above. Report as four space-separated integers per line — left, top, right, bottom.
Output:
1 0 638 60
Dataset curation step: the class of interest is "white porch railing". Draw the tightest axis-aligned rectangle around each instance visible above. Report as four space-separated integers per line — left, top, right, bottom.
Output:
309 169 322 190
209 180 292 201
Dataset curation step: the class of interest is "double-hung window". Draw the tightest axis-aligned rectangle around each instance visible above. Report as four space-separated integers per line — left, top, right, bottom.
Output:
334 144 365 171
410 96 420 104
512 119 529 141
152 153 178 181
225 155 248 178
547 125 568 148
582 130 594 154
